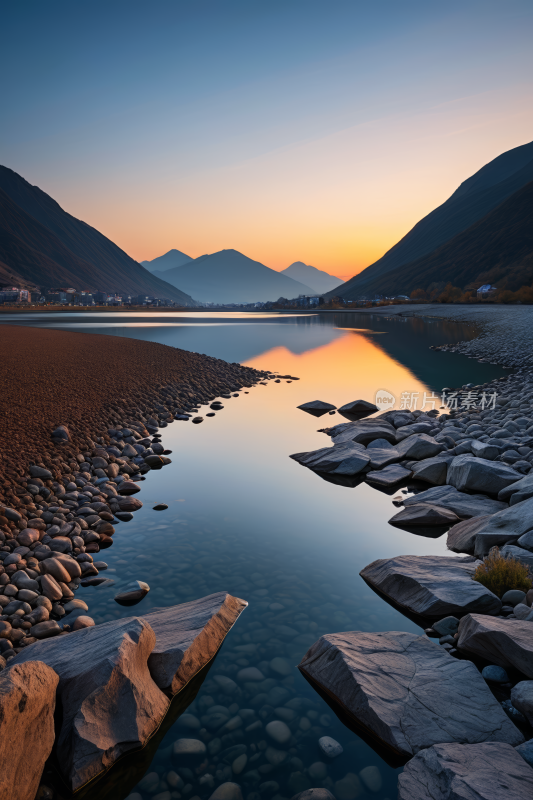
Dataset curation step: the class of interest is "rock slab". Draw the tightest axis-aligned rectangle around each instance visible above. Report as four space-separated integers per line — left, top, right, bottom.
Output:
360 555 502 618
403 485 506 519
397 742 533 800
0 661 59 800
457 614 533 678
145 592 248 694
298 631 522 758
11 617 169 791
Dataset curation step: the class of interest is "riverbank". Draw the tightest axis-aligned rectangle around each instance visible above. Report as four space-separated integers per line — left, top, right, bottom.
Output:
357 303 533 369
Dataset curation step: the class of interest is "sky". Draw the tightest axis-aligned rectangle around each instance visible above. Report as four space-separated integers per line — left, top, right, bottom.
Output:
2 1 533 282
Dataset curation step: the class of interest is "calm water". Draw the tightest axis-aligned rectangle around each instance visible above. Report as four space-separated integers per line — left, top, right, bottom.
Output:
1 312 508 800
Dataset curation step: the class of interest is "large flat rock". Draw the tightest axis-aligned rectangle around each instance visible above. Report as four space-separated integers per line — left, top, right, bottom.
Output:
290 441 370 475
457 614 533 678
298 631 522 759
11 617 170 791
398 742 533 800
447 455 522 495
403 484 506 519
360 555 501 618
329 418 397 446
0 661 59 800
365 464 411 487
145 592 248 694
389 504 460 527
471 497 533 557
447 515 491 555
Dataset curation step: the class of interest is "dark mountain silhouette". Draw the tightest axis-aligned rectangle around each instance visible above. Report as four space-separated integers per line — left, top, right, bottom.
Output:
333 139 533 299
0 167 196 304
281 261 342 294
353 179 533 297
153 249 315 304
141 248 193 273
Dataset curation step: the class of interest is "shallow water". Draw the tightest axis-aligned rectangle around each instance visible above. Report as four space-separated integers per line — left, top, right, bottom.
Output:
2 312 508 800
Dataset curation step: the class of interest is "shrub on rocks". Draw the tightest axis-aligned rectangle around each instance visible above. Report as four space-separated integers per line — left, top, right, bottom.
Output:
473 548 532 598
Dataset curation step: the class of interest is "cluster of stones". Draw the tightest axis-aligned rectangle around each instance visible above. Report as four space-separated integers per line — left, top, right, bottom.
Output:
0 367 275 665
291 373 533 797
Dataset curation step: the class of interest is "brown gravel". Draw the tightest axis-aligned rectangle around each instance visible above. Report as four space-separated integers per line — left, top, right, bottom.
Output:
0 325 265 507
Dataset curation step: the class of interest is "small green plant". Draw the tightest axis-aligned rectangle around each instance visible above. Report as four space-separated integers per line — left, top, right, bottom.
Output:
473 548 532 598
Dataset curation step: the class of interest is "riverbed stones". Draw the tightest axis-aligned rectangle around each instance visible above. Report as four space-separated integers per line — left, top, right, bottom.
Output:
11 617 170 791
360 555 502 618
397 742 533 800
446 515 491 555
411 457 448 485
142 592 248 694
388 504 460 528
266 720 291 744
457 614 533 677
402 485 506 519
447 455 522 495
290 442 370 476
0 661 60 800
299 631 522 757
318 736 343 758
291 789 335 800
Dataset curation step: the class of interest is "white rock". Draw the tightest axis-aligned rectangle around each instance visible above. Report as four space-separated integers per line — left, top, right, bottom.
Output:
318 736 344 758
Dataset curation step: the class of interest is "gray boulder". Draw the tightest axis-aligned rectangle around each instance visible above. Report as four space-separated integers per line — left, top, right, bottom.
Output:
403 485 506 519
297 401 336 417
338 399 378 415
298 631 522 758
360 555 501 618
457 614 533 678
290 442 370 476
447 455 521 495
516 739 533 769
511 681 533 726
470 440 500 460
365 465 411 487
411 458 448 485
396 434 442 461
499 473 533 501
11 617 170 791
291 790 336 800
388 504 459 527
447 515 492 555
144 592 248 694
500 545 533 567
472 497 533 557
0 661 59 800
517 531 533 551
329 419 397 446
398 742 533 800
367 446 401 469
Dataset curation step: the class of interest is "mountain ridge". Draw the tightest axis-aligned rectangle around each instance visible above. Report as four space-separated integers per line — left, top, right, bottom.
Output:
154 248 316 304
281 261 342 294
141 248 193 273
0 166 196 304
332 139 533 298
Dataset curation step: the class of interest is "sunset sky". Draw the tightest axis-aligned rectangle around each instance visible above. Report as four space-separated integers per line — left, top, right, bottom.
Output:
2 1 533 282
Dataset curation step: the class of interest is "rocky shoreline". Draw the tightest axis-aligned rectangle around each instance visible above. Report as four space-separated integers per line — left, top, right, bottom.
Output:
291 335 533 796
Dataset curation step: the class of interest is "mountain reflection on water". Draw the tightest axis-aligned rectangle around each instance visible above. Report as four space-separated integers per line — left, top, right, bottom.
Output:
2 311 508 800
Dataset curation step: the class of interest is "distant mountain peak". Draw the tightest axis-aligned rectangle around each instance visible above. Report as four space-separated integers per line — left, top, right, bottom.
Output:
141 248 193 273
281 261 342 295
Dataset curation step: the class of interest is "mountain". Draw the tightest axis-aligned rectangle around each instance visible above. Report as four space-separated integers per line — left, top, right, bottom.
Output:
141 248 193 273
352 179 533 297
0 166 196 304
281 262 342 294
333 139 533 299
153 249 315 304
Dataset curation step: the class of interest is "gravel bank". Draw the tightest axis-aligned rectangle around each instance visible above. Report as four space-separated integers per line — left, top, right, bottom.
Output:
0 324 277 660
360 304 533 369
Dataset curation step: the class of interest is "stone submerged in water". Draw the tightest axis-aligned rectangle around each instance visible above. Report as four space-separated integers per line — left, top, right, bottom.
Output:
360 554 502 618
457 614 533 678
397 742 533 800
114 580 150 606
0 661 60 800
298 631 523 758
